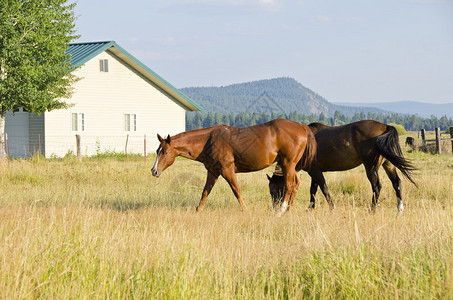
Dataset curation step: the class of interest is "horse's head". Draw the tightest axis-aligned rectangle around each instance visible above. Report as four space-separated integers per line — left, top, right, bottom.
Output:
266 174 286 209
151 134 177 178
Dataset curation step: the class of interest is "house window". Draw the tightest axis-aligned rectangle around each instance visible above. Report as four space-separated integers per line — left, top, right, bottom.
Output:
124 113 137 132
72 113 85 131
100 59 109 72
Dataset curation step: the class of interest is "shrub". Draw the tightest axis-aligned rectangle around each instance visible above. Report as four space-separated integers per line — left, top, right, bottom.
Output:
388 123 406 135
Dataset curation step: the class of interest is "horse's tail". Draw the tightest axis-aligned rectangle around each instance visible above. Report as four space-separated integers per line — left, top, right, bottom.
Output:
375 126 417 186
298 126 317 171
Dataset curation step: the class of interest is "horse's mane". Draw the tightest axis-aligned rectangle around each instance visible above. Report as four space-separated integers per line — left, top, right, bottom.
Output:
308 123 331 134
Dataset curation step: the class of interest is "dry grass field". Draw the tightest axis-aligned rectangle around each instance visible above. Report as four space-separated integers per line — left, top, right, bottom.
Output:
1 139 452 298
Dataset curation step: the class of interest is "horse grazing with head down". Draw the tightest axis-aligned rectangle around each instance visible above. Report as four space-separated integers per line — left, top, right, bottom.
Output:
267 120 416 214
151 119 316 214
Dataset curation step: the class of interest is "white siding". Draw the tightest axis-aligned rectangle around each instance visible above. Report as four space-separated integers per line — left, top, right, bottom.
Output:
44 50 187 157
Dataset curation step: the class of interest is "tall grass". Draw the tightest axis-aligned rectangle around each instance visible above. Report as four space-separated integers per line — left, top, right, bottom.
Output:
0 146 452 298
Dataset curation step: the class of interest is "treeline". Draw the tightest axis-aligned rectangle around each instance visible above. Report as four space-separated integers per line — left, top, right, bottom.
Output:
186 111 453 131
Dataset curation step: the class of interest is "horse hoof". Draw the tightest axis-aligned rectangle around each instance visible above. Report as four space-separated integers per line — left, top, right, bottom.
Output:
274 209 285 217
396 210 404 217
397 201 404 213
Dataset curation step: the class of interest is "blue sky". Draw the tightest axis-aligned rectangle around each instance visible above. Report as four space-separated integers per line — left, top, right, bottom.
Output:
74 0 453 104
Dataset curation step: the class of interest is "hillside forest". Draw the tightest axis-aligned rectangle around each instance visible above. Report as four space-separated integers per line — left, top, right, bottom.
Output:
186 110 453 132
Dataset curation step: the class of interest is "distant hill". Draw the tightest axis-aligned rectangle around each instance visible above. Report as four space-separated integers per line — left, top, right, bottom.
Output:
181 77 388 117
335 101 453 118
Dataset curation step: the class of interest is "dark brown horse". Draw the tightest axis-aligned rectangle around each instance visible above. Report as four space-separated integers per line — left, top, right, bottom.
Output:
267 120 416 213
151 119 316 214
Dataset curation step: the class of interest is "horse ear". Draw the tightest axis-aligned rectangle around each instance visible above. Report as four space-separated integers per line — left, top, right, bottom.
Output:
166 135 171 143
157 134 163 142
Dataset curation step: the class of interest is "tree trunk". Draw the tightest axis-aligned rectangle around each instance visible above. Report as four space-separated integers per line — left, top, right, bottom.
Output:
1 59 7 159
0 111 6 159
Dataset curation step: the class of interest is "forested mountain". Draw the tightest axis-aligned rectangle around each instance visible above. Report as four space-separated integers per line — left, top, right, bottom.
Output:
181 77 388 117
335 101 453 118
181 77 453 131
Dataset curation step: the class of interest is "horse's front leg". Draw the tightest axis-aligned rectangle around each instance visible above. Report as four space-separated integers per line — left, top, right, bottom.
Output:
196 171 219 212
308 168 335 210
276 166 297 216
221 166 247 211
287 175 300 210
309 178 318 209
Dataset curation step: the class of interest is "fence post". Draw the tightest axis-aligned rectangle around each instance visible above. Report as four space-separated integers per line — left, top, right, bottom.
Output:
75 134 81 161
421 129 426 149
435 127 441 154
144 134 146 161
450 127 453 153
125 134 129 158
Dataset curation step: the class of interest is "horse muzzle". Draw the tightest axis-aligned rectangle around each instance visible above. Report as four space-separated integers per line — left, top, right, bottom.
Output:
151 167 161 178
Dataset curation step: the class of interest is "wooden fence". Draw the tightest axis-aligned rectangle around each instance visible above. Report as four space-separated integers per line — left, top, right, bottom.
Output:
407 127 453 154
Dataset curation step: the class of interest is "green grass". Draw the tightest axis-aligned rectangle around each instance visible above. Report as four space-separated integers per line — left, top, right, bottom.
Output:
0 142 452 298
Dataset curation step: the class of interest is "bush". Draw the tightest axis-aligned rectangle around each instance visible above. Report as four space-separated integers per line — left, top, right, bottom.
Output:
389 123 406 135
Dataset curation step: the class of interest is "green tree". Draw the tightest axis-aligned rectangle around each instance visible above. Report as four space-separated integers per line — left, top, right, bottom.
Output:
214 112 222 125
333 110 342 125
318 112 328 124
203 112 215 127
228 113 235 126
0 0 79 158
221 113 229 125
193 112 202 129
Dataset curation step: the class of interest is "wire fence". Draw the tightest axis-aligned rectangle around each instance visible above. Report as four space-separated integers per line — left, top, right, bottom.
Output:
4 134 159 159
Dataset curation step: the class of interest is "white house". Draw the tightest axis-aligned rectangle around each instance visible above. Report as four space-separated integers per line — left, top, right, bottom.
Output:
5 41 202 158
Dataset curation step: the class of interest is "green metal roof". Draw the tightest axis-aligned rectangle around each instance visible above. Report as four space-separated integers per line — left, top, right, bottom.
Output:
65 41 203 111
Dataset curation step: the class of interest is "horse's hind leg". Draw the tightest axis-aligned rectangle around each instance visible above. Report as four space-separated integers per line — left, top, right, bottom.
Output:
196 171 219 212
383 160 404 214
365 164 382 213
221 166 247 211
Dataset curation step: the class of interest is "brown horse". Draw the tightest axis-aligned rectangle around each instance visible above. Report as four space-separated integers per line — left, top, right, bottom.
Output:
267 120 416 213
151 119 316 214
